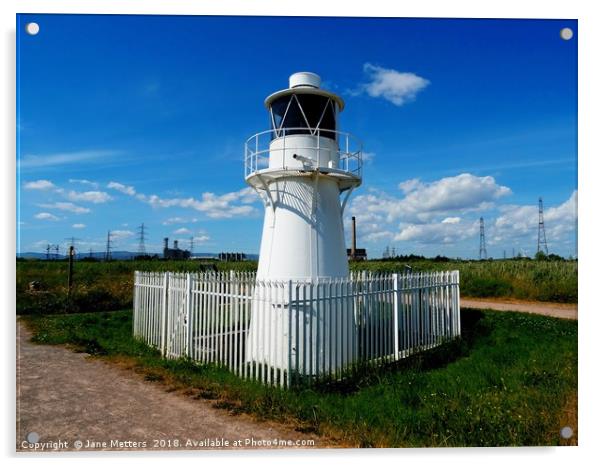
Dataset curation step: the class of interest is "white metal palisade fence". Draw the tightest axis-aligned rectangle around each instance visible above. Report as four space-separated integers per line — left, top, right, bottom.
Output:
133 270 461 388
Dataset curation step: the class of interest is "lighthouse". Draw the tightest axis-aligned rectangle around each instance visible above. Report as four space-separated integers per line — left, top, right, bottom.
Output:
244 72 362 374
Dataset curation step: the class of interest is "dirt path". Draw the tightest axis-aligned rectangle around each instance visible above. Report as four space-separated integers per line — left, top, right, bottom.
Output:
461 298 577 320
16 322 324 452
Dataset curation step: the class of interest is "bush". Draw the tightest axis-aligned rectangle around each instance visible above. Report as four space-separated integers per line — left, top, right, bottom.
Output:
462 277 514 298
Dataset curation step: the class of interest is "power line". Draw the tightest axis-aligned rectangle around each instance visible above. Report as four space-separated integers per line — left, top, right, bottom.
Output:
137 223 147 255
537 197 549 255
64 237 80 258
65 236 79 248
105 230 113 261
479 217 488 260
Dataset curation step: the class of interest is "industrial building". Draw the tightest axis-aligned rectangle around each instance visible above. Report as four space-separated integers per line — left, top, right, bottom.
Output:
217 252 247 262
163 238 191 260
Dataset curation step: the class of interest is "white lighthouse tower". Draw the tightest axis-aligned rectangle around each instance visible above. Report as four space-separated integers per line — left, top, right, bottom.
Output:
244 72 362 374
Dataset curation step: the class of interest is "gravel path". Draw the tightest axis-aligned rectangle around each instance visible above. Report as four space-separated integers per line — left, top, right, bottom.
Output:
16 298 575 452
461 298 577 320
16 322 323 452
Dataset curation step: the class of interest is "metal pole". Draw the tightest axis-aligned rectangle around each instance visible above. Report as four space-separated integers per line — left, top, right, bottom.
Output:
186 273 193 358
287 279 293 389
392 273 400 360
351 216 357 259
160 272 169 356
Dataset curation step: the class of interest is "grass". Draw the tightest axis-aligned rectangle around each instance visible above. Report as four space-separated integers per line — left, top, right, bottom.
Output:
16 259 255 314
22 308 578 447
350 259 578 303
16 258 577 315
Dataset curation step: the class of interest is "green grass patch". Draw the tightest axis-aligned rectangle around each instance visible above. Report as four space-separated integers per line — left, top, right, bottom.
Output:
22 308 577 447
16 258 577 316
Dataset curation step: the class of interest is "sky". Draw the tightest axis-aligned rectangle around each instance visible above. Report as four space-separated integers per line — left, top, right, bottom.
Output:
16 15 578 259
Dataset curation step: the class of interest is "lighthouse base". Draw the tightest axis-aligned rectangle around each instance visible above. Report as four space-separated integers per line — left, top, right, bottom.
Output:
244 281 357 376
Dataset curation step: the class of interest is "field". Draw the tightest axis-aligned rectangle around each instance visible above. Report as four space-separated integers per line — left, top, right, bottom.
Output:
22 308 578 447
17 257 578 447
16 258 577 315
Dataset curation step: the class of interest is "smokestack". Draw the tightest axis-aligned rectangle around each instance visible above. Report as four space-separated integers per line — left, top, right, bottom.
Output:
163 237 169 249
351 216 357 258
174 240 179 249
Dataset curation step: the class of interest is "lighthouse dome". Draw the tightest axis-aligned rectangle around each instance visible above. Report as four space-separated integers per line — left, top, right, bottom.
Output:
289 72 321 88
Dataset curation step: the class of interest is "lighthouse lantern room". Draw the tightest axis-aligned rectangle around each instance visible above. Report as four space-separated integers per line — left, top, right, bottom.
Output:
245 72 363 281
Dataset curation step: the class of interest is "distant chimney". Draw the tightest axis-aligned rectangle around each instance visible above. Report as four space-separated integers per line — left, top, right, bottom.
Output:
163 237 169 249
174 240 179 249
351 216 357 258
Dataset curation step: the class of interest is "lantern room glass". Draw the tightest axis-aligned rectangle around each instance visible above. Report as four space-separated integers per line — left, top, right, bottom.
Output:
269 94 337 140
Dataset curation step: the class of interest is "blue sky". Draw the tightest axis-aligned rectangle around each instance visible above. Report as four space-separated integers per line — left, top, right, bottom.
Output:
16 15 577 258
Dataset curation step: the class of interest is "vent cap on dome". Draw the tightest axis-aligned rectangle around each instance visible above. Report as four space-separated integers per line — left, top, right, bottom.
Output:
289 72 321 89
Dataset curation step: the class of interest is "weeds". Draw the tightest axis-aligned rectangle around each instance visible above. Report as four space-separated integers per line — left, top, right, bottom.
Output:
16 258 577 315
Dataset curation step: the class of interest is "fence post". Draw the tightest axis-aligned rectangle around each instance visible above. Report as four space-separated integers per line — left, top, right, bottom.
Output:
392 273 400 361
186 273 193 358
133 271 138 337
287 279 294 388
161 272 169 357
455 270 461 337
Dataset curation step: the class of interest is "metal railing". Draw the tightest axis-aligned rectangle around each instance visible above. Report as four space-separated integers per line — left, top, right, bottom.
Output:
244 128 363 180
133 270 460 388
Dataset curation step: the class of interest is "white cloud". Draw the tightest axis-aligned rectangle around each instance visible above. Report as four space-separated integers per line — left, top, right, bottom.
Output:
23 179 56 190
69 179 99 189
398 178 422 194
145 187 258 218
111 230 135 240
107 181 136 196
40 202 90 214
364 230 395 242
67 190 112 204
346 176 576 256
546 191 578 224
162 217 198 225
399 173 511 216
351 173 511 227
193 235 210 243
106 182 257 219
20 149 121 169
347 173 514 252
395 219 479 244
492 191 577 246
357 63 430 106
72 223 86 229
34 212 59 221
173 227 192 235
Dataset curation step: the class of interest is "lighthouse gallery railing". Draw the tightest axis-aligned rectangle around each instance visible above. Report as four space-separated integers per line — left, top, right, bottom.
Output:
133 270 460 388
244 127 363 179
